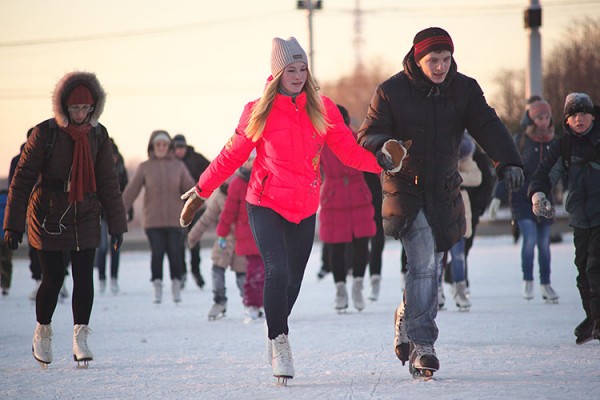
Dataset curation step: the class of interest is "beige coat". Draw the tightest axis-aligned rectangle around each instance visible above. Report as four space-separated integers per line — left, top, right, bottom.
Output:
187 187 247 272
122 152 194 229
458 155 482 238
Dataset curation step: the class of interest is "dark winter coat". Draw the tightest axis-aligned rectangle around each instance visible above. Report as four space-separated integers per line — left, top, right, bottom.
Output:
529 115 600 229
467 146 497 221
358 51 523 251
319 144 376 243
180 145 210 181
496 132 554 224
3 72 128 251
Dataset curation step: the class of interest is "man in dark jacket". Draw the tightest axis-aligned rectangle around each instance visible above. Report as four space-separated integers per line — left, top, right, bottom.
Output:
358 27 524 378
3 71 128 369
173 134 210 288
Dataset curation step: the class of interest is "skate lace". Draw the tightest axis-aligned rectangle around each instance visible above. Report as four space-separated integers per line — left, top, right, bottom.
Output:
414 344 436 358
395 304 409 344
74 325 92 349
273 334 293 364
35 325 53 353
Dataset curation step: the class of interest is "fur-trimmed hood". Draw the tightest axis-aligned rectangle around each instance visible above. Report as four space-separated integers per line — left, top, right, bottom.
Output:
52 71 106 128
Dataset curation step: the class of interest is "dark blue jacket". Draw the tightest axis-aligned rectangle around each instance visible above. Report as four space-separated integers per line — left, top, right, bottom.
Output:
496 132 554 224
529 118 600 229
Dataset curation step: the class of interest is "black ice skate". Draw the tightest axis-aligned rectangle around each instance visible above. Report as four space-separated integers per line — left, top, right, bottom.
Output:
393 302 410 365
408 343 439 381
574 317 594 345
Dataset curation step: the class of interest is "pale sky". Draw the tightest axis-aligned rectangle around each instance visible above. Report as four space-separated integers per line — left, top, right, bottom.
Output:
1 0 599 181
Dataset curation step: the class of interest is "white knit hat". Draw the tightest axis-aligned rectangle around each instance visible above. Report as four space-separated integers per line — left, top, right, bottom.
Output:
271 37 308 77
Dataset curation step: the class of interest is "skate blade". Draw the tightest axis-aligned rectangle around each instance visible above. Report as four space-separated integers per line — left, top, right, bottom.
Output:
457 306 471 312
74 355 92 369
412 369 435 381
575 336 595 345
208 313 225 321
33 349 51 369
335 308 348 314
274 375 293 386
543 298 559 304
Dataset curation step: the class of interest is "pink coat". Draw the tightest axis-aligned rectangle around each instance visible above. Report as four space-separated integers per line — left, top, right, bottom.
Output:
216 171 259 256
319 144 376 243
196 92 381 223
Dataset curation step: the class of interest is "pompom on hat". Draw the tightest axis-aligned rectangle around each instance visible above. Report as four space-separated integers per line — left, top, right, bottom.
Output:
271 37 308 77
67 84 94 106
413 27 454 62
564 93 595 119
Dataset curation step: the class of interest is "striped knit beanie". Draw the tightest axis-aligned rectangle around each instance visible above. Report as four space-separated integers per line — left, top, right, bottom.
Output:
413 27 454 62
271 37 308 77
564 93 595 120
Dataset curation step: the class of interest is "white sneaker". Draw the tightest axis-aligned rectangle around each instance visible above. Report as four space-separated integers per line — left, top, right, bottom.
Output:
352 277 365 311
272 333 294 384
98 279 107 294
453 281 471 310
110 278 119 294
208 303 226 320
368 274 381 301
32 322 53 367
522 280 534 300
243 306 262 324
172 279 182 303
540 284 559 303
153 279 162 304
73 324 93 367
334 282 348 311
29 280 41 301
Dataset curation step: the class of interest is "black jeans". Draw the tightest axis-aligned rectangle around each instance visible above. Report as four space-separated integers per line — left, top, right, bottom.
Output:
573 226 600 321
145 227 185 281
329 237 370 283
247 204 315 340
36 249 95 325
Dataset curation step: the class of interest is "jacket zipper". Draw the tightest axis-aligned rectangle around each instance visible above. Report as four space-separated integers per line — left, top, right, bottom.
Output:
258 174 269 203
74 202 80 251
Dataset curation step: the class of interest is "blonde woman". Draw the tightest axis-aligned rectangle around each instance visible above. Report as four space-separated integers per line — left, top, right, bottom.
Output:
179 37 405 385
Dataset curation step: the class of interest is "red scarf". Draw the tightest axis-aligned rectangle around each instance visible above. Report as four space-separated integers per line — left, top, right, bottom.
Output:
62 123 97 202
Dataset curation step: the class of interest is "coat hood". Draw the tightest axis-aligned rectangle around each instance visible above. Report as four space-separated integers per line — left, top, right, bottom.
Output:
52 71 106 128
146 130 174 159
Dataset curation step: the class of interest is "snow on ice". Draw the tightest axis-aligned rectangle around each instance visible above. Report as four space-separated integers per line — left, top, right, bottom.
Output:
1 235 599 399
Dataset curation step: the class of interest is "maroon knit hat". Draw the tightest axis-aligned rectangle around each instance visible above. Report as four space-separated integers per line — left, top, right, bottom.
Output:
67 84 94 106
413 27 454 62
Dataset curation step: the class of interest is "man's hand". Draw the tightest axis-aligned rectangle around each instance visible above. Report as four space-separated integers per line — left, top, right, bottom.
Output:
180 187 205 227
487 198 501 220
111 233 123 252
377 139 413 173
4 230 23 250
503 166 525 192
532 192 555 219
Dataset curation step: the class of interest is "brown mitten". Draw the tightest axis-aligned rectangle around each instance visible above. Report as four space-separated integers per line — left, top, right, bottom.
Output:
382 139 413 172
180 187 205 227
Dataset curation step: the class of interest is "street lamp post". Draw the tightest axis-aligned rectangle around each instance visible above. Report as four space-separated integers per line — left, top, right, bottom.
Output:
297 1 322 78
524 0 543 99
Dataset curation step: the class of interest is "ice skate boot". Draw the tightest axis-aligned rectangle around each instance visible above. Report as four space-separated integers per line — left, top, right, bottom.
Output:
352 277 365 311
32 322 52 369
368 274 381 301
153 279 162 304
408 343 439 380
453 281 471 311
271 333 294 386
172 279 182 303
592 320 600 340
393 302 410 365
437 284 446 310
243 306 262 324
208 302 226 320
540 284 559 304
574 317 594 345
334 282 348 312
522 280 534 300
98 279 107 294
73 324 93 368
110 278 119 294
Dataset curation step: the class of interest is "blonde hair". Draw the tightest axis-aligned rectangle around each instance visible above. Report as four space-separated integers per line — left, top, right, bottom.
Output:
245 70 331 142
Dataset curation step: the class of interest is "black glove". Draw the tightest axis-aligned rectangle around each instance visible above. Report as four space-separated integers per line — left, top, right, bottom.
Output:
127 208 134 222
503 166 525 192
4 230 23 250
111 233 123 252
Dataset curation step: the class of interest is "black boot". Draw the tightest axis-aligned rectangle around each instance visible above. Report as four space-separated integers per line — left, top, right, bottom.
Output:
574 317 594 345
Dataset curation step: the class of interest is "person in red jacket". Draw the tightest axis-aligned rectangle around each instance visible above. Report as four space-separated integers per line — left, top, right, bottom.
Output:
319 104 376 313
179 36 406 385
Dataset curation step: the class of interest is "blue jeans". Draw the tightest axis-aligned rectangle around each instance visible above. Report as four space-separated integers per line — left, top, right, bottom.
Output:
247 204 315 340
145 227 185 281
401 209 443 346
94 217 121 280
516 219 551 284
449 237 466 283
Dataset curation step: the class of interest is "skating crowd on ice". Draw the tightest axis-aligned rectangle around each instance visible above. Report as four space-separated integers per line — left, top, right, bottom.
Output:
2 27 600 385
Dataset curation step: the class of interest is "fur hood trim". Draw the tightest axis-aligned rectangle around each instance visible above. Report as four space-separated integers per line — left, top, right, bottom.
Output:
52 71 106 128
